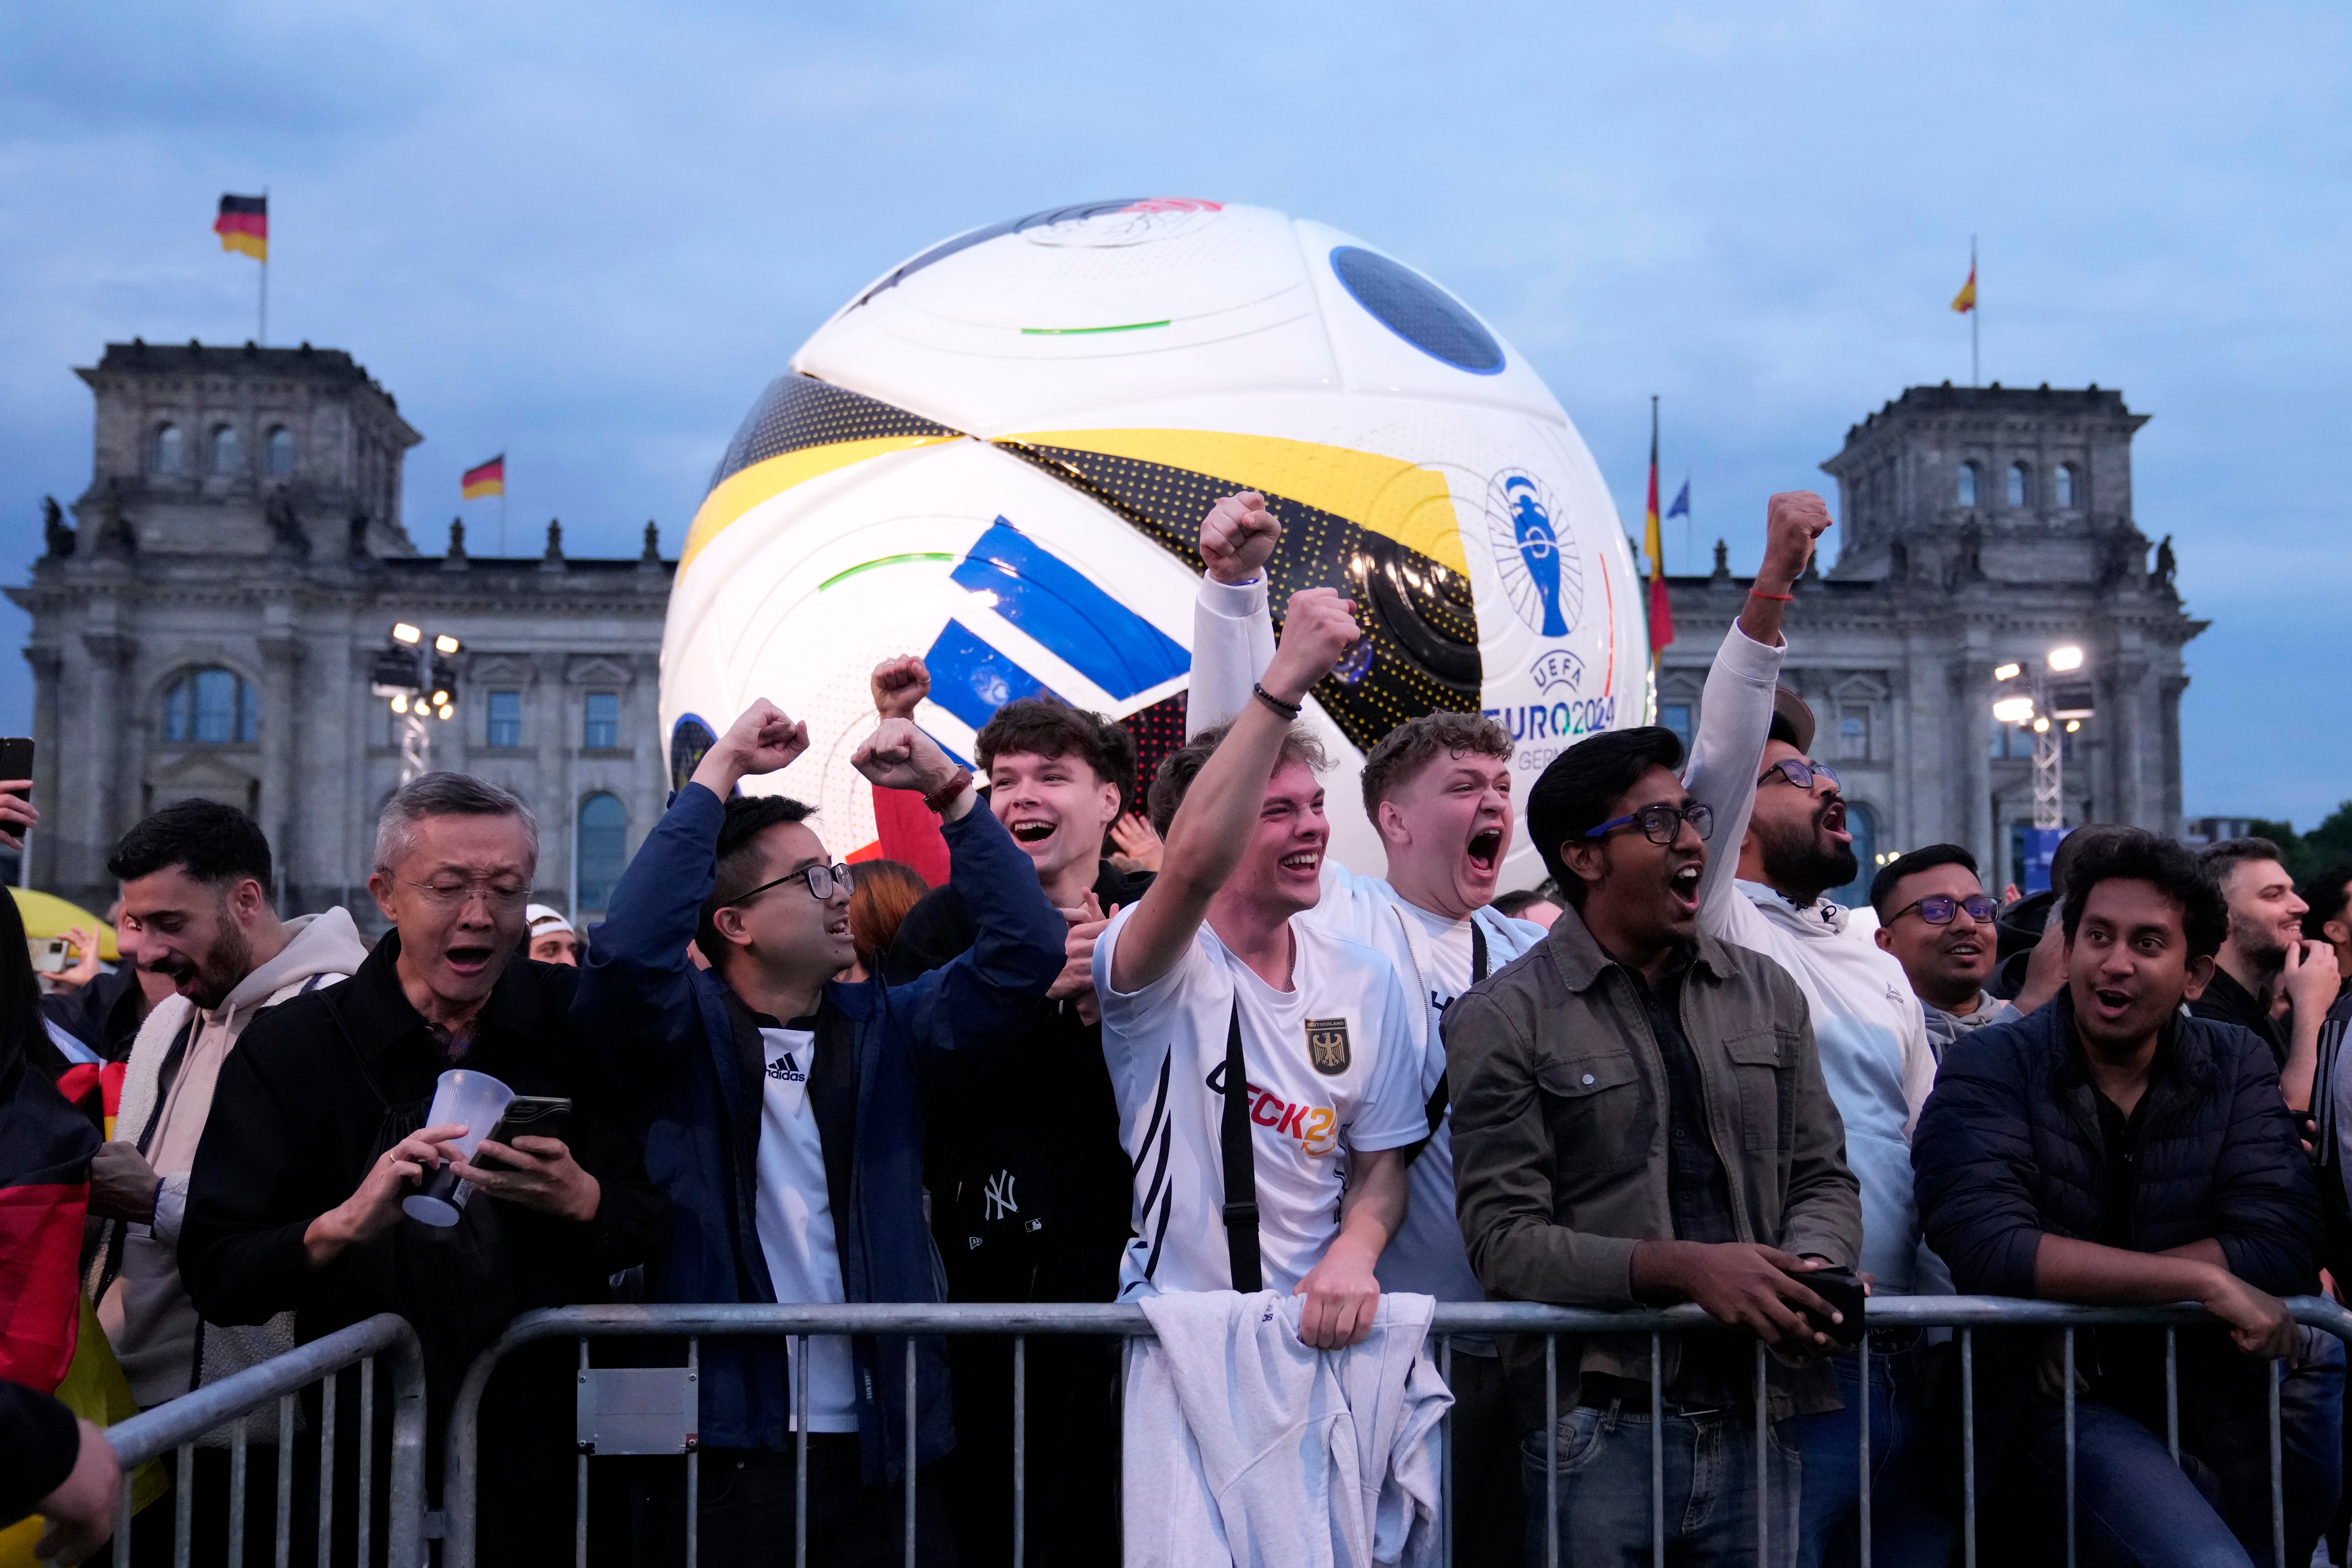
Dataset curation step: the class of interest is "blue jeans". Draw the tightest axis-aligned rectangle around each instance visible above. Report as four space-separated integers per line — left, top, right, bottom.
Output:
1786 1337 1955 1568
1522 1396 1798 1566
2008 1400 2256 1567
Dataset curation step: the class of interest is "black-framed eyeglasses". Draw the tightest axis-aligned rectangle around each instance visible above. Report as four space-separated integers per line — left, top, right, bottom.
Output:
1583 801 1714 846
725 862 856 908
1890 893 1998 926
1759 757 1840 792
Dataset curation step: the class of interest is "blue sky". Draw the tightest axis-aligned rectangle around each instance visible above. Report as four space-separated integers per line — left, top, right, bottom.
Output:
2 1 2343 823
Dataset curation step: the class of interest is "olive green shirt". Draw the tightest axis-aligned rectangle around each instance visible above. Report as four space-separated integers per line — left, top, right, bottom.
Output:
1444 901 1863 1425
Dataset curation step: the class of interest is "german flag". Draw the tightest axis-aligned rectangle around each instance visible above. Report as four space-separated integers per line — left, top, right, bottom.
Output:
461 454 506 499
214 193 267 261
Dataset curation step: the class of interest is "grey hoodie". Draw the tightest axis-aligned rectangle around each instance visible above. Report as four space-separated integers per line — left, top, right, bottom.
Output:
92 908 371 1414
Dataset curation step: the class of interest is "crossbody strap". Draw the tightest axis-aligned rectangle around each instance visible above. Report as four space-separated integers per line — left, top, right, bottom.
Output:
1422 920 1491 1134
1219 1001 1263 1293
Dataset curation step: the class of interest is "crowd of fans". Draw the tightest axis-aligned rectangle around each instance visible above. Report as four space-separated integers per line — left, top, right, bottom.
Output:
4 488 2349 1568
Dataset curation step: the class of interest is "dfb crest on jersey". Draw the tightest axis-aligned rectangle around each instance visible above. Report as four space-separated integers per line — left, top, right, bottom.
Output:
1304 1017 1352 1076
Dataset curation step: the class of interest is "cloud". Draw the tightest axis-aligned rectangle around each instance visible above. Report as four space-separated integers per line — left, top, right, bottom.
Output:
0 0 2345 822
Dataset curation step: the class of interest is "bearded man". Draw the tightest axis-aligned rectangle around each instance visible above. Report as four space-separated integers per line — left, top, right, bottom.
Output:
1681 492 1951 1568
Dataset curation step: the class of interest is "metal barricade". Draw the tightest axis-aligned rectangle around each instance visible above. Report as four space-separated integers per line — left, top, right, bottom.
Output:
441 1296 2352 1568
101 1312 427 1568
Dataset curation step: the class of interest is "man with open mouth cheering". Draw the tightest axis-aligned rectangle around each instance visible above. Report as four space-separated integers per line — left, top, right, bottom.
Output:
1184 491 1551 1564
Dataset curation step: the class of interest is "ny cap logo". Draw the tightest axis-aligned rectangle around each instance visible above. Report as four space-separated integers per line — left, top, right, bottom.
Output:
1304 1017 1351 1077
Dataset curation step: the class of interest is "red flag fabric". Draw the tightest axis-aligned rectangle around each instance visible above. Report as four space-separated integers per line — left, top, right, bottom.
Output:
1644 413 1674 652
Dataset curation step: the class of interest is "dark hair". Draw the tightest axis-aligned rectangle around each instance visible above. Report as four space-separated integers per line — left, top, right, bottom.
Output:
2303 864 2352 941
1359 712 1512 823
1493 889 1555 920
2199 836 2286 890
0 874 40 1078
696 794 817 962
1868 843 1979 920
848 859 929 969
975 696 1136 799
1523 727 1685 905
2060 827 2227 960
108 799 273 888
1145 723 1330 837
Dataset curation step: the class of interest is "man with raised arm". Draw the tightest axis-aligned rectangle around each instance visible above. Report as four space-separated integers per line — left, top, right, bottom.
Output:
1095 585 1424 1342
1182 492 1549 1557
1679 491 1951 1567
1913 828 2332 1565
576 700 1064 1568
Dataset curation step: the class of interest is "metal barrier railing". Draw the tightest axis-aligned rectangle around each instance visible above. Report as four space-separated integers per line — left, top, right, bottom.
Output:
440 1294 2352 1568
100 1312 426 1568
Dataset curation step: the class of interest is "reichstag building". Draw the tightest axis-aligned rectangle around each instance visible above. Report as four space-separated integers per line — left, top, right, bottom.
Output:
10 343 2200 920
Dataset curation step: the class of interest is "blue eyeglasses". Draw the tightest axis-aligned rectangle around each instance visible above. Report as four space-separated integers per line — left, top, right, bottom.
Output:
1583 802 1714 846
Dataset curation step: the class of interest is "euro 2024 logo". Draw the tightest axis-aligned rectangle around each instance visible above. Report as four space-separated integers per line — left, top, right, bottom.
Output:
1484 469 1583 641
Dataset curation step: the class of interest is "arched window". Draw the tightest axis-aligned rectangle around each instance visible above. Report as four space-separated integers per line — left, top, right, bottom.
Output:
575 793 628 913
153 424 185 475
1956 463 1978 507
1828 802 1879 908
162 668 259 744
209 424 240 476
265 426 294 478
2007 462 2031 507
2053 463 2075 508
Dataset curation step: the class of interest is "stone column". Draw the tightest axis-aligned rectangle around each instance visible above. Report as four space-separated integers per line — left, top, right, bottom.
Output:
81 629 136 894
534 653 570 906
258 629 301 901
22 647 61 888
1956 656 1996 875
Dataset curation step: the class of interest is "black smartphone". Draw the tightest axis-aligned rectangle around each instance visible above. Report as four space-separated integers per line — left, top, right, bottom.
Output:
474 1096 573 1168
1800 1265 1867 1346
0 737 33 798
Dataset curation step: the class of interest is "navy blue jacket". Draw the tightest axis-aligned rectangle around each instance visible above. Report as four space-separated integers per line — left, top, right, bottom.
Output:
577 783 1064 1477
1912 991 2321 1497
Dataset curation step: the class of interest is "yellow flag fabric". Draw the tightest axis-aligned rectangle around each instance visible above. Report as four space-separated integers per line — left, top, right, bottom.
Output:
1951 266 1977 314
0 1298 167 1568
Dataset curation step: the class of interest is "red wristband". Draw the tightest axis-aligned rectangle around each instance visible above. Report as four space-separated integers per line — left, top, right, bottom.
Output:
1748 588 1795 601
922 767 974 815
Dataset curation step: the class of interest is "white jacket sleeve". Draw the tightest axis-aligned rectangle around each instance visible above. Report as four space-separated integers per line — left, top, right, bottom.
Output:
1187 574 1277 738
1682 621 1786 934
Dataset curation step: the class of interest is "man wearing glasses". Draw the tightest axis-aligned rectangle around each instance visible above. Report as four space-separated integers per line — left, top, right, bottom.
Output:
1446 723 1860 1565
1867 845 2019 1059
1679 491 1949 1567
181 772 664 1565
575 698 1065 1567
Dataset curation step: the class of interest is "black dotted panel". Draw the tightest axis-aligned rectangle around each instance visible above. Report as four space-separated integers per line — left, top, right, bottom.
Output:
1121 690 1190 812
1001 442 1481 753
709 375 958 491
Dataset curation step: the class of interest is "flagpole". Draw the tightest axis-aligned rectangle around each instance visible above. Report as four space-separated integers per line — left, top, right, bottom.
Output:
499 461 509 557
258 185 269 345
1970 234 1979 388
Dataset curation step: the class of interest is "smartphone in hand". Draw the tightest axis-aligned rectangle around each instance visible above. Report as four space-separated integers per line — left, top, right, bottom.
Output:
472 1096 572 1170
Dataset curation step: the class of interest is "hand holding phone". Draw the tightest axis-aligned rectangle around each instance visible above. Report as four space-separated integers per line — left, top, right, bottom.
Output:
1800 1265 1867 1347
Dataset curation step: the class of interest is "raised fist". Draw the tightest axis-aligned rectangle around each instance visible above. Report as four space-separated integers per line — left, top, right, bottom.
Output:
1263 588 1361 704
870 655 931 721
719 700 810 778
1760 492 1834 591
852 717 960 797
1200 492 1282 586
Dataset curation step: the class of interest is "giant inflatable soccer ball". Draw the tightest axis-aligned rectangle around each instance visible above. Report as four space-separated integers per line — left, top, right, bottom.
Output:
662 198 1645 891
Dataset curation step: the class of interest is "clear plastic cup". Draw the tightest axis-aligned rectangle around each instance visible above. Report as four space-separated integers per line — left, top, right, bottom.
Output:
400 1069 516 1227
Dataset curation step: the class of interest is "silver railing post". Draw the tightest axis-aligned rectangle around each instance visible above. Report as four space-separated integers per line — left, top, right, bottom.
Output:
903 1337 918 1568
1013 1335 1028 1568
1435 1334 1451 1568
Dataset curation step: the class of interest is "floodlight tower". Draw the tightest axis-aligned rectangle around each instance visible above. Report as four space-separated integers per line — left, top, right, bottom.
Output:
369 623 462 785
1992 646 2095 831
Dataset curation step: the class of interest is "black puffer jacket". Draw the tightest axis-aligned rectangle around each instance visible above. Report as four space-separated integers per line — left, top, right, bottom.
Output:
1914 990 2318 1300
1911 989 2321 1519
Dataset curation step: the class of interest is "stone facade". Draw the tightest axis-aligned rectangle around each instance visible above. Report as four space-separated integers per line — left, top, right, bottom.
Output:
1658 382 2205 899
10 341 674 925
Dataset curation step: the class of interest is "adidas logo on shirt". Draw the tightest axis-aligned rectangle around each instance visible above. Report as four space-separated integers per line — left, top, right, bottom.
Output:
765 1053 806 1083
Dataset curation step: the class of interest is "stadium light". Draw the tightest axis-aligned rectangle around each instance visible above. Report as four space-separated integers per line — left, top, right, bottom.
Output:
434 634 462 655
2047 645 2085 672
1992 695 2036 725
1993 662 2022 682
392 623 422 645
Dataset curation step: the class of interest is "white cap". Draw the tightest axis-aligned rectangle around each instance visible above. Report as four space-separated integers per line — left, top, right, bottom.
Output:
525 904 575 936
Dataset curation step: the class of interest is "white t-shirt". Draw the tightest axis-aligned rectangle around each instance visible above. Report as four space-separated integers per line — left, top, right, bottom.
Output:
753 1025 857 1433
1377 903 1481 1304
1095 908 1428 1299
